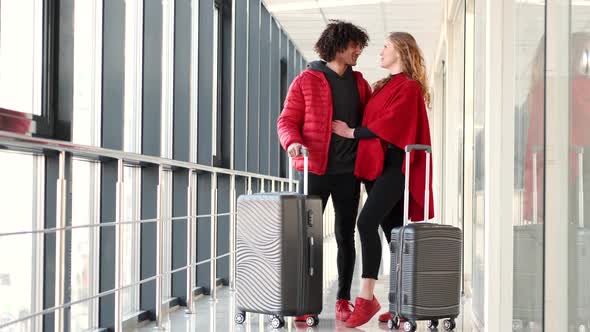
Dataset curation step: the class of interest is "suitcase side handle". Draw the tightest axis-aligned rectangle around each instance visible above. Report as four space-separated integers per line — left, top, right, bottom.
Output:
308 236 315 276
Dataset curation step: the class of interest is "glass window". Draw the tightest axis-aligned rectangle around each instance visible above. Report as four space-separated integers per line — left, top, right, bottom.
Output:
70 2 103 329
0 0 42 116
469 0 486 324
73 1 102 146
512 1 546 329
124 0 143 154
213 5 220 161
568 3 590 330
122 165 141 317
161 0 174 159
121 0 144 317
0 151 43 331
70 160 100 331
162 170 173 300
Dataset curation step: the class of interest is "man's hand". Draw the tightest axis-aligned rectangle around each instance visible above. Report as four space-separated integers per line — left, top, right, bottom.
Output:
287 143 302 157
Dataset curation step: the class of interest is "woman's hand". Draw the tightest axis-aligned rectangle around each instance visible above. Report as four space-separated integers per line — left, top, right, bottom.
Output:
332 120 355 139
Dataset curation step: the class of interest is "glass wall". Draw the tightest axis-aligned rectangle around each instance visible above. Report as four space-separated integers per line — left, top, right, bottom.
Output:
0 0 306 330
512 1 546 330
470 0 486 325
568 2 590 330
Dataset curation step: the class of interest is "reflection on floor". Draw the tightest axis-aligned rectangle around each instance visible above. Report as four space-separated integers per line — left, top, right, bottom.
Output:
132 235 476 332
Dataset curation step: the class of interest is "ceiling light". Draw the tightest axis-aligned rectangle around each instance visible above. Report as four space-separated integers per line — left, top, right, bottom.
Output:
267 0 392 13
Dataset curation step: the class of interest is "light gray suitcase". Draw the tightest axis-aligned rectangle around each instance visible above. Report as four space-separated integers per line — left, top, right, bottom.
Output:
234 147 323 329
388 145 463 332
513 147 590 331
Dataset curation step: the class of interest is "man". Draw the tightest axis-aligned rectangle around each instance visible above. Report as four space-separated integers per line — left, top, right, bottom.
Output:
277 20 371 322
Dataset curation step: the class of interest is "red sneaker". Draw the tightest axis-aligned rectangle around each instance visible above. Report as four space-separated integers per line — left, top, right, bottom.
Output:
378 311 406 323
335 299 354 321
344 296 381 328
378 311 392 323
294 314 314 322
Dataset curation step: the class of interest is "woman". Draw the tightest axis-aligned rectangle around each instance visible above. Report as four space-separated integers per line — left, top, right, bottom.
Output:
332 31 434 328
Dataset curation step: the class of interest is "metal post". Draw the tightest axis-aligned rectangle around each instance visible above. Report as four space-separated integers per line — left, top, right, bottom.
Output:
114 159 125 331
186 169 196 314
155 166 165 328
210 172 218 301
229 174 237 291
271 179 275 192
54 151 67 332
260 178 265 192
247 177 252 195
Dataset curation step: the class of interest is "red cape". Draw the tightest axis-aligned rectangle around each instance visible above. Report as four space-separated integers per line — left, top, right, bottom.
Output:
523 76 590 222
354 74 434 221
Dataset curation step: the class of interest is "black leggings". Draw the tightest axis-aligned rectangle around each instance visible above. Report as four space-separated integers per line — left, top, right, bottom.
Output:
357 147 405 279
299 172 360 300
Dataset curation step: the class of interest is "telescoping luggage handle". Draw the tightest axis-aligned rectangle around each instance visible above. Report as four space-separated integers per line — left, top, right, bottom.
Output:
288 146 309 195
403 144 432 226
577 147 585 228
528 147 584 227
287 147 315 277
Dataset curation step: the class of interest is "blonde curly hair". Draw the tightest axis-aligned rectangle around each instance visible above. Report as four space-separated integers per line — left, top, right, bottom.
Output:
373 32 431 109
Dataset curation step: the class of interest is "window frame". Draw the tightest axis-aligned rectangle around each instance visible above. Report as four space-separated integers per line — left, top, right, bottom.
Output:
0 0 64 138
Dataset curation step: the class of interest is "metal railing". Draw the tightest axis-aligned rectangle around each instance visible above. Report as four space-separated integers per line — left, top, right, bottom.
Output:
0 131 304 331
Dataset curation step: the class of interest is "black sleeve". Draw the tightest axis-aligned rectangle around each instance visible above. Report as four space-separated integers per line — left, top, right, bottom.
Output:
353 126 379 139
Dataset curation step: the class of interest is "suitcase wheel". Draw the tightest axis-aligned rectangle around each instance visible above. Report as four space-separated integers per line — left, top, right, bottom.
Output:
305 315 319 327
512 320 523 330
270 315 285 329
403 320 417 332
443 318 456 331
427 319 439 330
234 312 246 325
387 316 400 330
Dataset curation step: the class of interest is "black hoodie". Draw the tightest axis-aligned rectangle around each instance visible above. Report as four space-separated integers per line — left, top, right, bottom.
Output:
307 60 362 174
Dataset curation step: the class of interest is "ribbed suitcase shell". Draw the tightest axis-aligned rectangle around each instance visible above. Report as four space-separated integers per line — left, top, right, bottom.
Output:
512 224 543 324
236 192 323 316
575 228 590 324
389 222 462 321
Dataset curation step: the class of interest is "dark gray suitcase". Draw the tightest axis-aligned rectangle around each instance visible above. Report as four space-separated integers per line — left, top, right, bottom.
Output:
388 145 463 331
234 148 323 329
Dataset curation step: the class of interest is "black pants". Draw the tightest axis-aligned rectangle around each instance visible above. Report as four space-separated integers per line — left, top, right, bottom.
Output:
299 172 360 300
357 147 405 279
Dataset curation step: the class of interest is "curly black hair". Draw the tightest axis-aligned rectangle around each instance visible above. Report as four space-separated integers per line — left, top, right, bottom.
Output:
314 20 369 62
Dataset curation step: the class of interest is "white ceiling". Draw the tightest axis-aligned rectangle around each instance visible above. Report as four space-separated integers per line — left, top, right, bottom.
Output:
264 0 444 84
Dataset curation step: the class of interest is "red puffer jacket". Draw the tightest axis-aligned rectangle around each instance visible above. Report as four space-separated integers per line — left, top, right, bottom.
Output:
277 69 372 175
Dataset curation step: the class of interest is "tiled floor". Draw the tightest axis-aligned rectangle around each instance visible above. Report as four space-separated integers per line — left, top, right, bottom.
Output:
133 236 476 332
